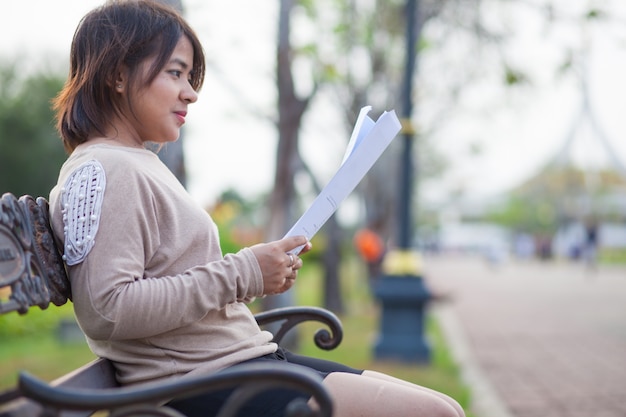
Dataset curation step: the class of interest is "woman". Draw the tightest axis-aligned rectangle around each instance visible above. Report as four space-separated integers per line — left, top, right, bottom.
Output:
49 1 465 416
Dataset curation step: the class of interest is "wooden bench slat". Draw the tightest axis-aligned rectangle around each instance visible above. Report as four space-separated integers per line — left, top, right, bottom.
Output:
49 359 119 391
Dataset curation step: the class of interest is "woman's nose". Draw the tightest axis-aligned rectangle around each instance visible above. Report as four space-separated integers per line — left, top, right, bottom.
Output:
182 84 198 103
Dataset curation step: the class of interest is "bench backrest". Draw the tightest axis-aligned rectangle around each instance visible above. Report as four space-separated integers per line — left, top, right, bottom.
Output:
0 193 119 417
0 193 71 314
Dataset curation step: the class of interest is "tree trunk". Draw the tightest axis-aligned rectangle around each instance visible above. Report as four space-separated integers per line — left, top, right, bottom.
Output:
322 215 344 314
262 0 311 346
156 0 187 187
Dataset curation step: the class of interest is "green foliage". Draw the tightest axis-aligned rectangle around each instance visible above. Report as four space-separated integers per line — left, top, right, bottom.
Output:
486 194 557 234
599 248 626 265
209 188 264 255
586 8 606 20
0 302 76 338
484 165 626 234
0 303 92 388
504 65 528 86
0 61 67 199
0 330 95 389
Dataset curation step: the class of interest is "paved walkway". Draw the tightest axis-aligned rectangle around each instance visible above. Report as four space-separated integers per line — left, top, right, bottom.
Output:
423 255 626 417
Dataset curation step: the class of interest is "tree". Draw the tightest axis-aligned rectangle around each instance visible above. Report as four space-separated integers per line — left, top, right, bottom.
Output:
208 0 613 311
263 0 517 310
262 0 323 315
155 0 188 187
0 62 67 199
486 166 626 235
313 0 617 252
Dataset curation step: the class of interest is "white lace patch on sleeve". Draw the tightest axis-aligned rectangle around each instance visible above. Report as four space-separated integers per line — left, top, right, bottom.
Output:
60 160 106 265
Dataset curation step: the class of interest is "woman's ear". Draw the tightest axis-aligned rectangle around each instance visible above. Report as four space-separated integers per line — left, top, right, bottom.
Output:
110 67 128 93
114 73 125 93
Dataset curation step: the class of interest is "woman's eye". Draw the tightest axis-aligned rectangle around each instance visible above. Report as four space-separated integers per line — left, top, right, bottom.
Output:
169 70 182 78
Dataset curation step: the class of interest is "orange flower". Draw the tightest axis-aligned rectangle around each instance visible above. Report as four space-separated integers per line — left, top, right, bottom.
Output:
354 228 385 263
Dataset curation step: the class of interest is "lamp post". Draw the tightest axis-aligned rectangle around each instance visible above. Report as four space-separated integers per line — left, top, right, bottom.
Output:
373 0 431 363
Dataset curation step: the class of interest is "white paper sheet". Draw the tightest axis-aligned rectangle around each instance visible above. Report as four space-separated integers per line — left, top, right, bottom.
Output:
284 106 401 254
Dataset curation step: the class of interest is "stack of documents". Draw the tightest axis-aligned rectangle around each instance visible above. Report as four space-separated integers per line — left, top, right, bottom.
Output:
284 106 402 254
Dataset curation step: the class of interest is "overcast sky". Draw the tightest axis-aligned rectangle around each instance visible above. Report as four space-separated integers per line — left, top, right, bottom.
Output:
417 0 626 210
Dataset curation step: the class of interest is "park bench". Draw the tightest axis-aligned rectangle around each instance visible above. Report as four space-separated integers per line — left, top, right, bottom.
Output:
0 192 343 417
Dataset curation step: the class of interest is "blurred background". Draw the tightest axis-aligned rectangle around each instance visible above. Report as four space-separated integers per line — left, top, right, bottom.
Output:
1 1 626 416
2 0 625 264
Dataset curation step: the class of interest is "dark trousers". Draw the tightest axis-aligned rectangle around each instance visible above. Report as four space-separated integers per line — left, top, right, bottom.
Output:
166 348 362 417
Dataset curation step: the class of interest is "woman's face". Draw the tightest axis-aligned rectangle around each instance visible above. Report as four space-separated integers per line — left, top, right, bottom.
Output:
124 36 198 145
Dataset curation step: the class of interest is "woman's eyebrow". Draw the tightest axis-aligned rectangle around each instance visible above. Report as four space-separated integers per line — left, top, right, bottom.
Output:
170 58 190 69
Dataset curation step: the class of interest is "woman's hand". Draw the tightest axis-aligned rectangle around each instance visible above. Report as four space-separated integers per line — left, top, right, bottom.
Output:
250 235 311 295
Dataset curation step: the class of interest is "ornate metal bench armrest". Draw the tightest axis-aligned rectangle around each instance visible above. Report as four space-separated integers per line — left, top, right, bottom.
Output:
254 306 343 350
19 362 333 417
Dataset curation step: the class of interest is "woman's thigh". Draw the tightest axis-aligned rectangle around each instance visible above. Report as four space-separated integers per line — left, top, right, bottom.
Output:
166 348 360 417
322 372 463 417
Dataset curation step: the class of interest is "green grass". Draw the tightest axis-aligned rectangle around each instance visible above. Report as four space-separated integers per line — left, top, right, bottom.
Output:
599 247 626 264
0 333 96 389
0 303 97 389
0 256 476 416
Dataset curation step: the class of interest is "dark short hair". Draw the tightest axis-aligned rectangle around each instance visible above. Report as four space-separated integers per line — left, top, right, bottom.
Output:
53 0 206 153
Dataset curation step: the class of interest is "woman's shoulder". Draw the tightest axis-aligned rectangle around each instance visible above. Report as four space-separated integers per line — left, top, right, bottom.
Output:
73 143 157 162
63 144 158 177
53 145 165 221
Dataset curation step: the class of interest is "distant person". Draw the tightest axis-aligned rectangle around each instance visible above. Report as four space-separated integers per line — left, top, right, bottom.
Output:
47 1 465 416
583 220 599 269
536 235 552 260
513 232 535 260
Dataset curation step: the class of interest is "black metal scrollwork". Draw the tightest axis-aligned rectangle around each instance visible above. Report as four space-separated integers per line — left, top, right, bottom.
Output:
0 193 71 314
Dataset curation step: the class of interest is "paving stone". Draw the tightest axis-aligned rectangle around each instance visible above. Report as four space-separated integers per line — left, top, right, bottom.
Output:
426 256 626 417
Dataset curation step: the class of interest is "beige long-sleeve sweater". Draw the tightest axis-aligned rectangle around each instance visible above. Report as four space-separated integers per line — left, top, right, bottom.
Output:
49 144 276 386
